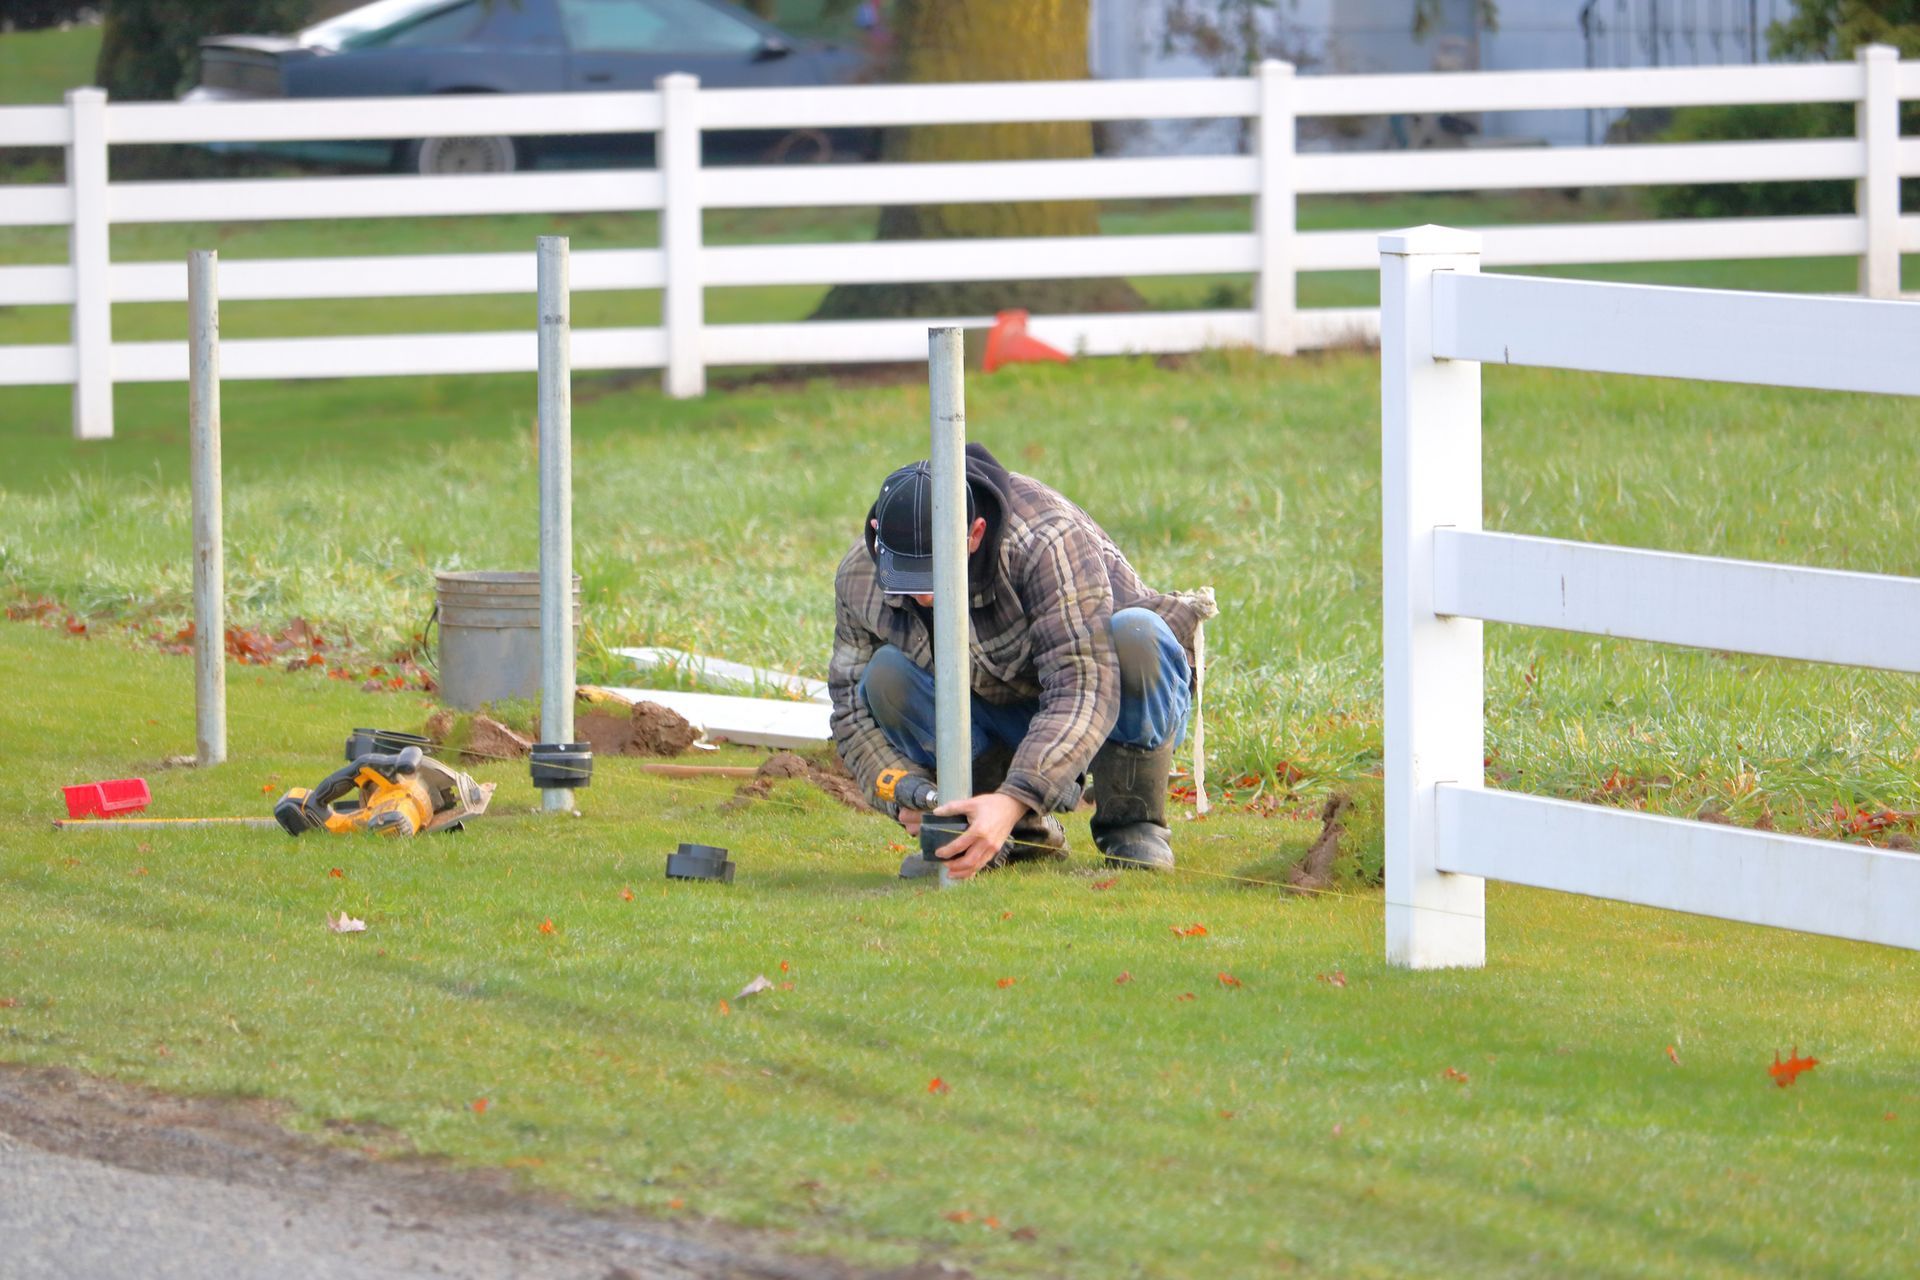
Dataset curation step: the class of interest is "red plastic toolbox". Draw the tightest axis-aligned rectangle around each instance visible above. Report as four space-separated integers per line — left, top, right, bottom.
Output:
62 778 151 819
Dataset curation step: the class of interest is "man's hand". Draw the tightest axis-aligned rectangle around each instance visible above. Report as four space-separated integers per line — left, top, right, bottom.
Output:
931 792 1029 881
897 807 923 838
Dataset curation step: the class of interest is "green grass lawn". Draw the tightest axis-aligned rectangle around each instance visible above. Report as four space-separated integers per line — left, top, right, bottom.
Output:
3 605 1917 1278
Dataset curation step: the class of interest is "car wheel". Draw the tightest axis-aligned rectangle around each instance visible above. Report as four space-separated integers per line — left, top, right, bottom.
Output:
403 135 519 175
765 128 834 164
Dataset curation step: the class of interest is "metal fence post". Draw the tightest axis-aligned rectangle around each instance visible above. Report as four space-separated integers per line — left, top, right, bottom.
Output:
1256 60 1297 356
188 250 226 766
1856 44 1900 300
66 87 112 440
929 326 971 888
537 235 576 814
659 74 705 397
1380 226 1485 970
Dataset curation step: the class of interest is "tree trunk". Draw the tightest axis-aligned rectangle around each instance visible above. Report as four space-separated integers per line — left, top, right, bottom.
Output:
812 0 1143 321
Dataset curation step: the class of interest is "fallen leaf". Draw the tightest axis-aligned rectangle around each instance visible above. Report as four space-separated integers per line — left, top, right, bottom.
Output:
982 1216 1001 1230
1769 1046 1819 1088
943 1210 973 1224
1000 911 1013 920
620 886 634 901
1114 971 1133 985
259 782 274 794
132 866 147 877
779 960 789 972
328 867 344 879
779 981 795 991
1171 923 1209 938
1010 1226 1039 1242
668 1198 686 1210
1316 970 1347 988
538 918 556 935
0 998 17 1009
1666 1044 1681 1066
717 999 731 1016
326 911 367 934
927 1077 950 1095
1177 992 1196 1002
1217 972 1242 988
470 1098 488 1114
1218 1109 1236 1119
1442 1066 1469 1084
996 977 1016 989
1091 877 1118 891
735 974 774 1000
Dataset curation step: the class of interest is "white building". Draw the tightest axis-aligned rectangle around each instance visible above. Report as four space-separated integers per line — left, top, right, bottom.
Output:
1091 0 1800 151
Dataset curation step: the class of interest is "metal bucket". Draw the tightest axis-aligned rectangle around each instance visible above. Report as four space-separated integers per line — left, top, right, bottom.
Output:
434 570 580 711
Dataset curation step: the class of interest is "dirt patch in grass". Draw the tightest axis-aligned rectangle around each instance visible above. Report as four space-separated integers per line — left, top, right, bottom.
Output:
577 701 700 758
0 1062 961 1280
722 751 869 814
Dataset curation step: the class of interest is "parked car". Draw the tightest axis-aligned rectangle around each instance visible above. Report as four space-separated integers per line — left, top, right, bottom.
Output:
184 0 878 173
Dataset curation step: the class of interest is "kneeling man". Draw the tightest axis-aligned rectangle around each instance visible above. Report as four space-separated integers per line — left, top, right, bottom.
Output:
828 444 1216 880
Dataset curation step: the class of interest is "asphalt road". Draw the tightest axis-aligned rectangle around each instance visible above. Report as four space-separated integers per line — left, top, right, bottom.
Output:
0 1065 954 1280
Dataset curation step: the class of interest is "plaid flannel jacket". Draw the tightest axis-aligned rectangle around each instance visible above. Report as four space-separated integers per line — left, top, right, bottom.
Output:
829 446 1216 817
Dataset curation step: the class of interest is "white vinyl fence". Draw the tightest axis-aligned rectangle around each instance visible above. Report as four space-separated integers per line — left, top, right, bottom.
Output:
1381 225 1920 970
2 47 1918 439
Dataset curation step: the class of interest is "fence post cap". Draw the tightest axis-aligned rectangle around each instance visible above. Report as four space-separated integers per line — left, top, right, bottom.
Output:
656 72 700 90
1857 42 1898 62
1379 225 1482 257
1258 59 1297 79
64 86 107 104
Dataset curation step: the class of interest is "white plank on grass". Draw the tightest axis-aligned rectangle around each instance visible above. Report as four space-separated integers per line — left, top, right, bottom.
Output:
603 687 832 750
613 647 830 703
1297 139 1860 195
108 91 661 145
0 185 73 228
701 156 1258 210
1433 529 1920 674
0 344 77 387
107 170 664 224
1296 62 1861 116
111 326 664 382
698 78 1255 130
1437 786 1920 952
702 234 1258 288
1432 272 1920 396
105 249 664 304
1297 215 1861 272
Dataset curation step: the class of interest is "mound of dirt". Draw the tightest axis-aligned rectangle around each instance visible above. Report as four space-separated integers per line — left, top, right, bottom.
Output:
721 751 868 813
463 715 532 765
1287 792 1353 894
577 700 699 758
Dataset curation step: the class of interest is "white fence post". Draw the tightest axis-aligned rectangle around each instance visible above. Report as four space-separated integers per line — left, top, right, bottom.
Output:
1856 44 1899 300
1256 60 1297 356
66 87 112 440
1381 225 1485 971
188 250 226 766
659 74 705 398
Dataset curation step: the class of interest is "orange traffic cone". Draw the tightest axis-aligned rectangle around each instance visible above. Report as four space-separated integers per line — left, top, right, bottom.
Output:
983 309 1071 374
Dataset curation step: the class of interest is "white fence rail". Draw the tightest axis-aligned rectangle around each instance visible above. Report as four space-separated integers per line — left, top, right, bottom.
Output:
3 48 1918 437
1380 225 1920 969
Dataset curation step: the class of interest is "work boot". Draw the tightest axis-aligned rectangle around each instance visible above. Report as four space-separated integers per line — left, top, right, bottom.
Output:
1089 739 1175 871
972 743 1069 867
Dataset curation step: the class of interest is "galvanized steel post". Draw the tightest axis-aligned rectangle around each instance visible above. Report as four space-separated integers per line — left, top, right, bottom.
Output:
188 250 226 766
537 236 576 813
928 328 971 881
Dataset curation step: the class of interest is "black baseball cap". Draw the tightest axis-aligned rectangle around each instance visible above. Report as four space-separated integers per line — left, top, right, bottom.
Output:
868 461 977 595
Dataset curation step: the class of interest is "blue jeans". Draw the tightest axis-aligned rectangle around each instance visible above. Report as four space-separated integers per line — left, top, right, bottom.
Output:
856 607 1191 771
